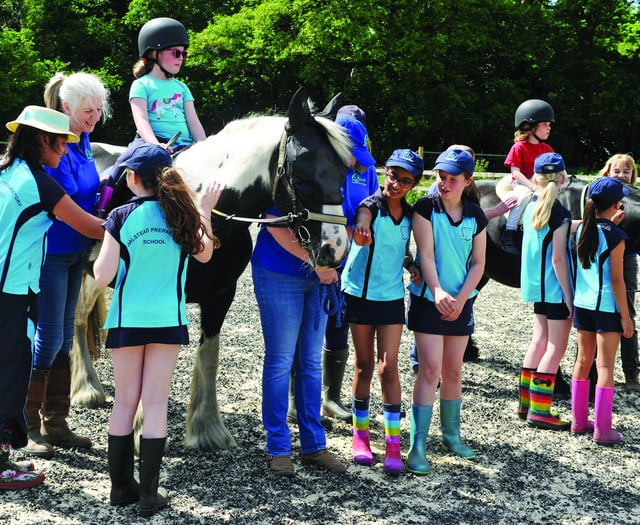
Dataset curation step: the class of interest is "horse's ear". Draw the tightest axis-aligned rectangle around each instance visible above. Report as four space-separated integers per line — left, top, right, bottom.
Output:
315 92 343 121
286 87 313 133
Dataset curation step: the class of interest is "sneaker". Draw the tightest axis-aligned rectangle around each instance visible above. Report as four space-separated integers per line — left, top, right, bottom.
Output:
301 449 346 473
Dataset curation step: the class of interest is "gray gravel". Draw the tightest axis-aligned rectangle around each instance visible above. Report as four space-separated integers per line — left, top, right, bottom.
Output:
3 230 640 524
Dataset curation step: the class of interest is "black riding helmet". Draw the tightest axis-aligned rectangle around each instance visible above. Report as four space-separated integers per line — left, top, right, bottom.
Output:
138 17 189 58
514 99 555 130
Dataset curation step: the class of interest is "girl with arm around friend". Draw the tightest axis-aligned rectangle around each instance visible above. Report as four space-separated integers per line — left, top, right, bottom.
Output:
342 149 423 475
406 149 487 475
93 144 222 516
0 106 104 491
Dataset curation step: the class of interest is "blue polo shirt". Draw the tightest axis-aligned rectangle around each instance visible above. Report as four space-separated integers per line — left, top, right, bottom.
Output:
521 197 573 303
0 159 65 294
574 219 627 313
44 132 100 254
408 195 487 301
103 196 190 329
342 189 412 301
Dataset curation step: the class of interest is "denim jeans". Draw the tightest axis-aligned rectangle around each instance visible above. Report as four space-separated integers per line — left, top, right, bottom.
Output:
34 250 86 370
252 265 328 456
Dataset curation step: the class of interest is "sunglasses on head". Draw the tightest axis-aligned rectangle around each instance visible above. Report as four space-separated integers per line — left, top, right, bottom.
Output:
165 49 188 59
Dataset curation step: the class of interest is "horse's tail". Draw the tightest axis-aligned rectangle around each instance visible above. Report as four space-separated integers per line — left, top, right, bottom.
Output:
87 288 107 360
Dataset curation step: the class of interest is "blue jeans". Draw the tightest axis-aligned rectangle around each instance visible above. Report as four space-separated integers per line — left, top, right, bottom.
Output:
252 265 328 456
34 251 86 370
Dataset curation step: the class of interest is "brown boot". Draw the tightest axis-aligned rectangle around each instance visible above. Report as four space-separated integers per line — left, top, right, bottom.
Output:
624 369 640 392
23 369 54 459
301 449 346 473
41 356 91 449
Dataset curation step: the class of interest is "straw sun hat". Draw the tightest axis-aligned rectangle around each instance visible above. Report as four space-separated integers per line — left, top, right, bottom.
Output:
6 105 79 142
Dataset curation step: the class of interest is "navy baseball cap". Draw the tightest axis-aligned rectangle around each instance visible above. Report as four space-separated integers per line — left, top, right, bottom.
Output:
337 104 366 124
534 152 566 174
433 149 474 176
386 149 424 177
123 144 172 180
588 177 629 209
336 115 376 167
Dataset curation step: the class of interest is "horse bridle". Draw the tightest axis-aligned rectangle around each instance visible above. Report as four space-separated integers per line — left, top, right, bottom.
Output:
212 129 347 236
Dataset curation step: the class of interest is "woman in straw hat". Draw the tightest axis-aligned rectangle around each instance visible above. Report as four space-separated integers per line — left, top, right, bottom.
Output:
0 105 104 490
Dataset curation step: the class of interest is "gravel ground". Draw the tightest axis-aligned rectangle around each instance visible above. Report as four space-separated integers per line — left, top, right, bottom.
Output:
2 228 640 524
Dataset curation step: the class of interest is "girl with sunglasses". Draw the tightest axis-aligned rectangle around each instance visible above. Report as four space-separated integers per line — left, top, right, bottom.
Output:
103 17 206 205
341 149 423 474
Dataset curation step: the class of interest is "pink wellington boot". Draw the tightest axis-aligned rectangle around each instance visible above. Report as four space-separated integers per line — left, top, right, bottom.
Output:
571 379 594 434
593 386 621 445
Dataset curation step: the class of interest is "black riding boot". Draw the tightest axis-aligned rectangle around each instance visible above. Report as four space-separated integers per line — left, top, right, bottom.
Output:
138 437 169 518
108 433 139 506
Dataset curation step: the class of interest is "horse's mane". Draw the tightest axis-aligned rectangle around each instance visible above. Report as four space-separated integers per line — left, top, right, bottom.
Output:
174 113 353 194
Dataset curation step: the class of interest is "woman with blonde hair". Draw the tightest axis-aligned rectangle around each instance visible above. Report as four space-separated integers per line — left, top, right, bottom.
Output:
600 154 639 391
518 152 574 431
25 71 111 459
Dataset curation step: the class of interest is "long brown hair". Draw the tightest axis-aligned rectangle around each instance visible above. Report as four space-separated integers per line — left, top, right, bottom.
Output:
0 126 62 172
576 199 601 269
136 165 219 254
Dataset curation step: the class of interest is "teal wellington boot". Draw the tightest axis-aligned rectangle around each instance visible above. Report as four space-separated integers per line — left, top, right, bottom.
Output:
440 398 475 459
406 404 432 475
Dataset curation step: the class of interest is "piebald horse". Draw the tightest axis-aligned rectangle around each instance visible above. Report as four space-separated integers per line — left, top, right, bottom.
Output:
72 88 353 450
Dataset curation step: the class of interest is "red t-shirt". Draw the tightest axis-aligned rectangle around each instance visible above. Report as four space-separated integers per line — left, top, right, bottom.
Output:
504 141 554 179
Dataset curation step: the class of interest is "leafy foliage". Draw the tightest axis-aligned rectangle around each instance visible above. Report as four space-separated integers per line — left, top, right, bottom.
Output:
2 0 640 170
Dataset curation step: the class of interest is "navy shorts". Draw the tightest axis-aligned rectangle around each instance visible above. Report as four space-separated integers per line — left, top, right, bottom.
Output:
407 293 475 336
344 294 405 325
573 307 622 333
533 301 571 320
106 326 189 348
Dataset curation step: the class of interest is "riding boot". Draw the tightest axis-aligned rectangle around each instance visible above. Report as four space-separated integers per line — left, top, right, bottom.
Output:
108 433 140 506
322 348 351 421
352 397 373 465
382 403 403 474
41 356 92 449
593 386 621 445
500 229 519 255
138 437 169 517
624 369 640 392
527 372 570 430
553 366 571 400
407 404 432 475
24 369 54 459
570 379 594 434
518 367 535 420
0 427 45 490
440 398 475 459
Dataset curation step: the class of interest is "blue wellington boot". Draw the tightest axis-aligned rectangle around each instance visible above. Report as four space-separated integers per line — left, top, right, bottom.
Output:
406 404 432 475
440 398 475 459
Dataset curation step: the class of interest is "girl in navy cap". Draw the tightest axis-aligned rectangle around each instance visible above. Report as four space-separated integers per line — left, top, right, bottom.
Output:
93 144 222 516
342 148 423 474
517 153 574 431
406 148 487 475
572 177 633 444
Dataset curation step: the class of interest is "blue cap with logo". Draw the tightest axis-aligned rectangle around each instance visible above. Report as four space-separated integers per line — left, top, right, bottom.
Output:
588 176 629 209
336 115 376 167
534 152 566 174
123 144 172 181
386 149 424 177
433 149 474 176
